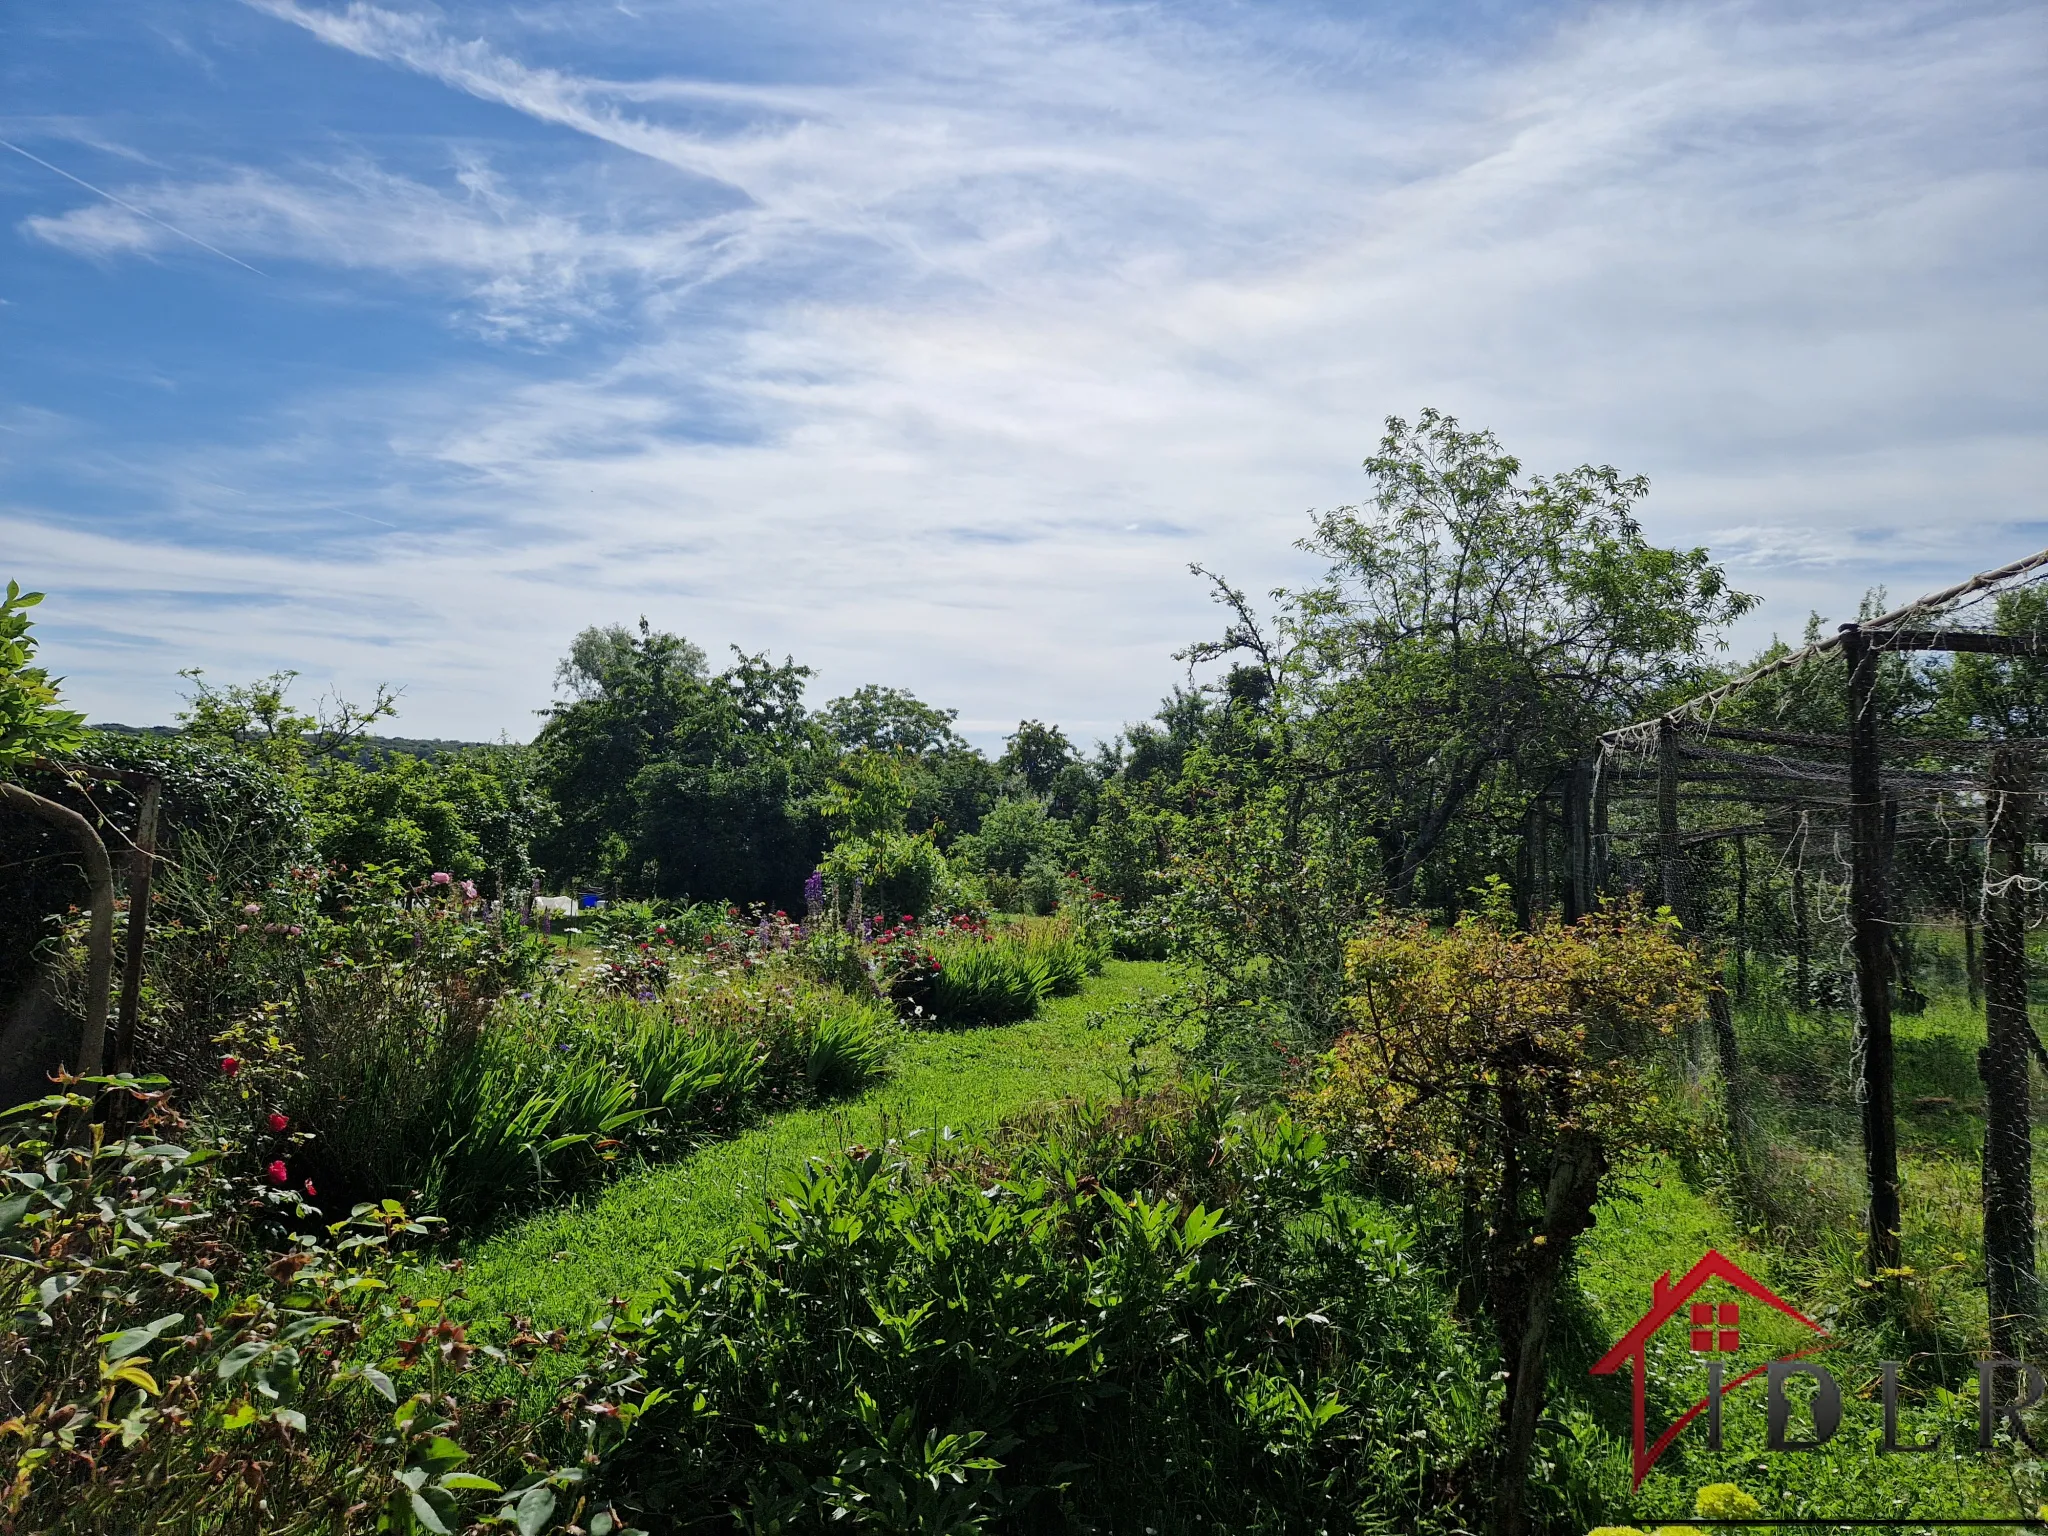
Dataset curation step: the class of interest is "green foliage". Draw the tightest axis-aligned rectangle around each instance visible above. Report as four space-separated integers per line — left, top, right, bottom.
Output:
1 732 311 1065
183 869 886 1229
174 669 400 780
821 749 918 839
998 719 1075 794
951 795 1076 912
596 1083 1493 1533
822 828 950 921
821 685 967 756
920 919 1102 1026
534 623 829 907
0 1083 650 1535
929 935 1048 1025
0 581 84 772
307 750 549 894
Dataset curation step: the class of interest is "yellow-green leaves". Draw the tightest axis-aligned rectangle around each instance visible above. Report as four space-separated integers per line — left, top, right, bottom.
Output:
0 581 86 771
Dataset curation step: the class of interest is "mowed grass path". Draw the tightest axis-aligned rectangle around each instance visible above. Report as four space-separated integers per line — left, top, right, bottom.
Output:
436 960 1175 1330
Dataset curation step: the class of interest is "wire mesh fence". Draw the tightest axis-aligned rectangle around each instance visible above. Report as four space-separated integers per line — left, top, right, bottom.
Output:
1545 546 2048 1354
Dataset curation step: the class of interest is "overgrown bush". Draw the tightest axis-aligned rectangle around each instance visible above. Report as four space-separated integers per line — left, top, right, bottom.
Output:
196 878 893 1230
917 917 1102 1027
593 1082 1494 1533
821 829 949 921
0 1081 651 1535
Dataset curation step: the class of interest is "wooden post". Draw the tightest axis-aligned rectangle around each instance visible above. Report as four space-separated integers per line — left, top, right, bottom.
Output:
1981 749 2037 1353
1792 818 1813 1011
1735 835 1750 1006
1563 757 1593 924
1841 623 1904 1275
1591 750 1611 896
1657 720 1746 1130
113 777 160 1080
1657 718 1685 920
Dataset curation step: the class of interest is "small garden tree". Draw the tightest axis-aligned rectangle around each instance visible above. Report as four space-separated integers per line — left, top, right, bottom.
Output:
1301 886 1705 1536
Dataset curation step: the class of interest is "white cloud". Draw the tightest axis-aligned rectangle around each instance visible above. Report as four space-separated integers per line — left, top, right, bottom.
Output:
12 0 2048 742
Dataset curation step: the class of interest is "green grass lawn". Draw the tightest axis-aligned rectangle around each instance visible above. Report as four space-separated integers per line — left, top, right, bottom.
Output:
432 959 1177 1331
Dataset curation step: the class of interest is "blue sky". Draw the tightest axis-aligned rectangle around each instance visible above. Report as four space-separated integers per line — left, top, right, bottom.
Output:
3 0 2043 748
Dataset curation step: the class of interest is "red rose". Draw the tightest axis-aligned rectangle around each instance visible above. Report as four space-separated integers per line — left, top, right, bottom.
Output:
267 1112 289 1133
267 1160 289 1185
220 1056 240 1077
303 1179 317 1197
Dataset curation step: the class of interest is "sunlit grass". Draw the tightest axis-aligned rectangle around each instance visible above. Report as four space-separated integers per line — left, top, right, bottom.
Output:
430 960 1178 1331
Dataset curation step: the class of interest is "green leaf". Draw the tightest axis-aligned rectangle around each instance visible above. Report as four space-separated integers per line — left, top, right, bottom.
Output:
220 1402 259 1430
271 1407 308 1433
103 1311 184 1362
417 1435 469 1472
216 1340 269 1380
437 1472 501 1492
407 1489 453 1535
362 1365 397 1402
513 1483 556 1536
0 1194 32 1234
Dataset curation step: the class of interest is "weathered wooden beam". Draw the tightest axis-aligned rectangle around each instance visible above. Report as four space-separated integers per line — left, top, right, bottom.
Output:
1873 628 2045 656
1842 623 1904 1276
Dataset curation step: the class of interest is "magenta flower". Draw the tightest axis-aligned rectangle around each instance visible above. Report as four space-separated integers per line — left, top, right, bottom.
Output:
266 1159 289 1185
431 872 452 886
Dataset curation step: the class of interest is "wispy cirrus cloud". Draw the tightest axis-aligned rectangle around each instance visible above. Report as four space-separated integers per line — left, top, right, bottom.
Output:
3 0 2044 742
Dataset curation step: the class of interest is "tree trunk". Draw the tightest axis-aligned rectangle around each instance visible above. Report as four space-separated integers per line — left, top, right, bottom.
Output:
1492 1131 1609 1536
0 782 116 1081
1981 750 2037 1354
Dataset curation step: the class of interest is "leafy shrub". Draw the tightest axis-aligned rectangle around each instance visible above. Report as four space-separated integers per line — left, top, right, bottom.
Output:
803 1001 895 1097
789 922 874 996
1066 884 1173 960
595 1085 1492 1533
928 934 1047 1024
821 829 949 921
201 883 892 1231
0 1081 650 1535
1300 888 1704 1531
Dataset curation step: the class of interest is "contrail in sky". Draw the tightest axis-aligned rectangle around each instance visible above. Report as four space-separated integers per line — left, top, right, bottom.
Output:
0 137 267 275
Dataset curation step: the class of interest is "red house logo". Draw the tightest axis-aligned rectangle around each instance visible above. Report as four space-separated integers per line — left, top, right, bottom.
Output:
1589 1249 1829 1487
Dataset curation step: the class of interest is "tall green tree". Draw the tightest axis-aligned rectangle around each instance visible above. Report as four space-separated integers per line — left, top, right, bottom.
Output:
533 622 830 905
1154 412 1753 1054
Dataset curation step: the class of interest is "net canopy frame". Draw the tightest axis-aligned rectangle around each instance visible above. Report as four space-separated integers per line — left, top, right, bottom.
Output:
1554 544 2048 1351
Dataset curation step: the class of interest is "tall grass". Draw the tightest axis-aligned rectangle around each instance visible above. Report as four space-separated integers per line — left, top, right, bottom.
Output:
285 971 896 1231
926 917 1105 1026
